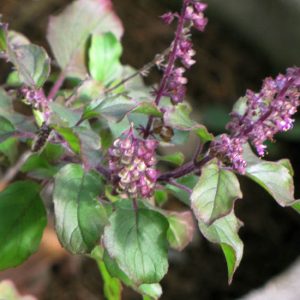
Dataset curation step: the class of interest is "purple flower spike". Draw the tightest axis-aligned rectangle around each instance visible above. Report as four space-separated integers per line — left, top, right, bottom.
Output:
108 128 158 198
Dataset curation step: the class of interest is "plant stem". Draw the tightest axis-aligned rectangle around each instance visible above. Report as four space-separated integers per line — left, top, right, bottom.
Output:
168 178 192 194
47 70 66 100
0 150 32 191
158 155 211 182
143 0 189 138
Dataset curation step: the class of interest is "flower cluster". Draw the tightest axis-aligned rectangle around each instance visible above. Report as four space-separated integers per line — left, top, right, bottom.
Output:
212 67 300 173
160 0 208 104
108 128 159 198
21 87 44 109
210 134 247 174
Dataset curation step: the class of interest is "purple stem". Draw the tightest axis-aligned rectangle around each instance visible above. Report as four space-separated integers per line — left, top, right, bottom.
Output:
168 178 192 194
47 71 66 100
143 0 189 138
158 155 211 182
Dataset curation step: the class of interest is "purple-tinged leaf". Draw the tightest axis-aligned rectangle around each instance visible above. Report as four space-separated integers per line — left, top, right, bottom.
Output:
191 160 242 225
47 0 123 79
165 210 195 251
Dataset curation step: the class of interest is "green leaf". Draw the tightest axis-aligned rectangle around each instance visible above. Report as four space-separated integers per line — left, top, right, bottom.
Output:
0 137 18 164
0 116 15 142
53 164 108 254
88 32 122 84
84 95 136 122
104 200 169 285
154 189 168 207
198 211 243 284
191 161 242 225
47 0 123 79
243 144 297 206
164 103 213 142
0 280 36 300
165 211 195 251
103 250 162 299
0 22 8 52
54 127 81 154
158 152 185 166
132 102 162 117
12 44 50 88
74 127 102 170
49 102 81 127
0 181 47 270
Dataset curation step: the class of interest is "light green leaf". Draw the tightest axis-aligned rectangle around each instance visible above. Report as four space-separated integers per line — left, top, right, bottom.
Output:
47 0 123 78
0 181 47 270
49 102 81 127
165 211 195 251
164 103 213 142
243 144 297 206
54 127 81 154
88 32 122 84
198 211 243 284
158 152 185 166
53 164 108 254
103 250 162 299
166 175 198 205
132 102 162 117
0 280 36 300
191 161 242 225
104 200 169 285
84 95 136 122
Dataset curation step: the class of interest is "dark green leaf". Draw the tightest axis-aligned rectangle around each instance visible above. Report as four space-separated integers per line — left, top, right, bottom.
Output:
0 181 47 270
88 32 122 84
53 164 108 254
164 103 213 142
198 211 243 284
191 161 242 225
104 200 169 285
47 0 123 78
154 189 168 206
243 144 297 206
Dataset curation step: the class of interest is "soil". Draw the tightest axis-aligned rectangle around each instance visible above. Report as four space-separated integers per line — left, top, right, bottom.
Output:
1 0 300 299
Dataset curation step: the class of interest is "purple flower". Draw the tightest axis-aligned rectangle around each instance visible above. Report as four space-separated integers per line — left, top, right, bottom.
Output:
227 67 300 157
212 67 300 174
210 134 247 174
108 127 159 198
158 1 208 105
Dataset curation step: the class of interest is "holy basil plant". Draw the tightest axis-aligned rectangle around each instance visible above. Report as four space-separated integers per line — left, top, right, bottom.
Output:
0 0 299 299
